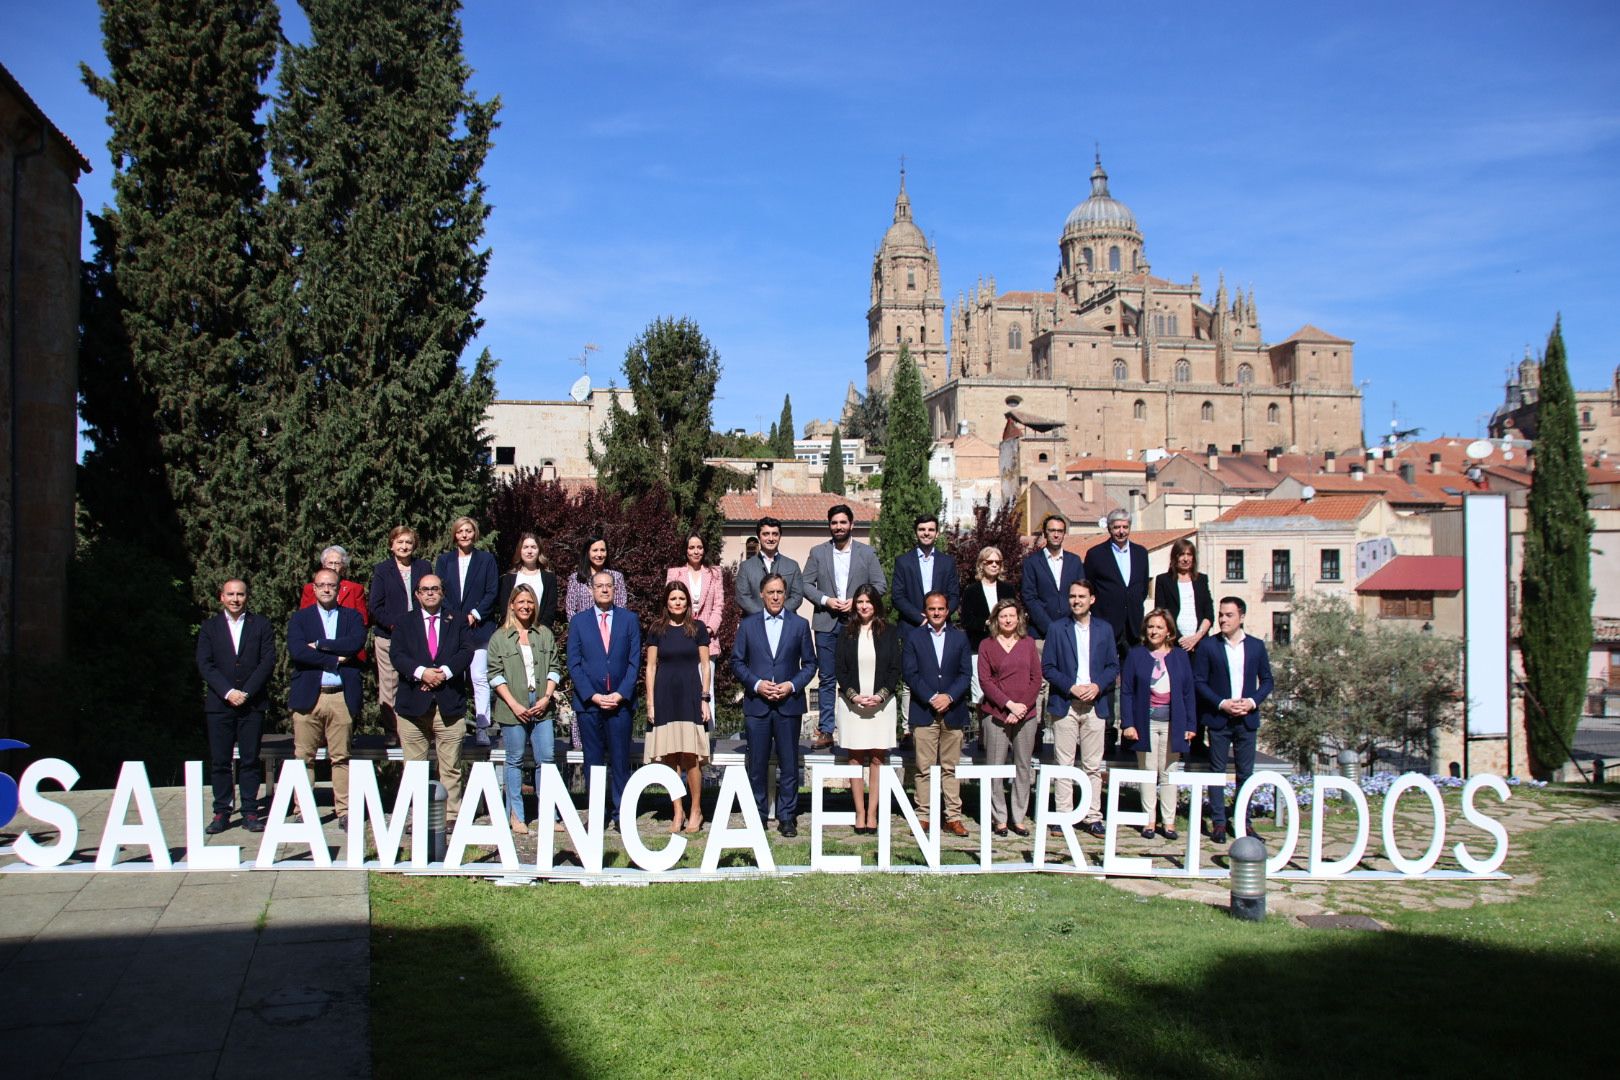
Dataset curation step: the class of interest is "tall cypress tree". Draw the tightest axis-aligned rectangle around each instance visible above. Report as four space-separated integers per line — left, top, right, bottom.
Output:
775 395 796 458
78 0 280 603
263 0 498 594
589 317 730 551
821 428 846 494
872 345 942 576
1520 318 1594 775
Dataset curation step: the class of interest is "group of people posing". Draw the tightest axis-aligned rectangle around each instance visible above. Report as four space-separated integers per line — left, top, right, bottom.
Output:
195 504 1272 847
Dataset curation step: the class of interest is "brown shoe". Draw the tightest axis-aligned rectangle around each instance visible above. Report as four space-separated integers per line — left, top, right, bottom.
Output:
811 733 834 750
944 819 969 838
918 819 931 833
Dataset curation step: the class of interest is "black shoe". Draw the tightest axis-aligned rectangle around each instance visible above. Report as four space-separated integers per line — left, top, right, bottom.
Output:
1008 823 1029 837
243 813 266 833
205 812 230 835
1086 821 1107 838
334 814 349 831
1161 828 1179 841
992 825 1009 838
1140 827 1156 840
1212 826 1228 844
778 821 798 838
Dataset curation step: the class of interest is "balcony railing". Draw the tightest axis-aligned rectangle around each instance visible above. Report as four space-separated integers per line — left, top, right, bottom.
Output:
1263 572 1294 595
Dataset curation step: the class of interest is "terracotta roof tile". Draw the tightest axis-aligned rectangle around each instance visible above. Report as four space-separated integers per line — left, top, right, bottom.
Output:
1214 495 1377 523
720 493 878 525
1065 458 1148 474
1279 324 1353 345
1356 556 1464 593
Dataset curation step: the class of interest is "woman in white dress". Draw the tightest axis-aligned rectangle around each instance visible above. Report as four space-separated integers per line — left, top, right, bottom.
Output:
834 584 901 835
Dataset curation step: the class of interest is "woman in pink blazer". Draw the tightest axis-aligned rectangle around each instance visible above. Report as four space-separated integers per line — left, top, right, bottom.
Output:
666 535 724 717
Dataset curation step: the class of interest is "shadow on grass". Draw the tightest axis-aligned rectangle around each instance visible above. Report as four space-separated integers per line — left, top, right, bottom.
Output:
1044 931 1618 1077
370 914 586 1078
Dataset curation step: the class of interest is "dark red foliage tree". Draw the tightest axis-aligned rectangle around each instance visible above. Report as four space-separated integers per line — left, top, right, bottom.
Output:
945 496 1030 603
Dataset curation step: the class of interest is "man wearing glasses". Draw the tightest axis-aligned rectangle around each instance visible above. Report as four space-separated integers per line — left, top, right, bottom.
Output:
390 574 475 822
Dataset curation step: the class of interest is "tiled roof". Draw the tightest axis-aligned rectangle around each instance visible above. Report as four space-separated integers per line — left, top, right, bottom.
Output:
1028 480 1119 528
1065 458 1148 474
0 61 92 172
1006 408 1065 429
720 493 878 525
1213 494 1378 523
1355 556 1464 593
1279 324 1353 345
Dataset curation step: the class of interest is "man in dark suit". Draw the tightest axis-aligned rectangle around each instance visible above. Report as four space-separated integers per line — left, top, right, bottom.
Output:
196 578 277 834
891 514 961 629
1083 508 1150 656
902 591 974 836
730 574 817 836
1041 580 1119 837
735 516 804 617
1194 597 1275 844
1021 515 1087 640
287 568 368 828
390 574 475 821
802 504 887 749
567 570 643 825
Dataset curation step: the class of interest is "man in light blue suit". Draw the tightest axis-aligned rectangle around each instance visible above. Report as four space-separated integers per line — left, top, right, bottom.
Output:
730 574 818 836
1041 579 1118 837
1193 596 1274 844
801 503 886 749
567 571 642 825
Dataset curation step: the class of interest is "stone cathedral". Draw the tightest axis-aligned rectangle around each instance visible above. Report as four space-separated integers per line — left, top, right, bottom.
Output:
865 158 1364 461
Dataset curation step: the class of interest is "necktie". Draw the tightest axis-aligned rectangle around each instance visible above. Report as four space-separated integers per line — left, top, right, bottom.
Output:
427 614 438 659
600 611 612 692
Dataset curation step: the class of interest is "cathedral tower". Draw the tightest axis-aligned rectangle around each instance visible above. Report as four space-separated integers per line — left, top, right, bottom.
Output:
1054 154 1145 306
867 169 947 392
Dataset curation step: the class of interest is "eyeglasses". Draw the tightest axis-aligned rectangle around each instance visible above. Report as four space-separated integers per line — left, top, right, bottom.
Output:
982 559 1002 565
417 586 442 593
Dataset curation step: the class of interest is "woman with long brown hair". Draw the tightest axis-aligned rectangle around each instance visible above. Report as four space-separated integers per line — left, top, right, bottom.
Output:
643 580 711 833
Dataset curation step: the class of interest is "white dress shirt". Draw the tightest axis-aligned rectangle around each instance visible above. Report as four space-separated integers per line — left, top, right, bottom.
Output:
1223 631 1250 708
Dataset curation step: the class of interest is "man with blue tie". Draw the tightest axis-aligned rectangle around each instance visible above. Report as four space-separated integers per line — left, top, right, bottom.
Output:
567 571 642 826
1041 579 1119 837
287 568 367 827
391 574 475 822
902 591 974 836
730 574 817 836
1194 597 1275 844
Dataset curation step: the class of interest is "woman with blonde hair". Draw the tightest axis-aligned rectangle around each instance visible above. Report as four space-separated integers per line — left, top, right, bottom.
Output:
1119 608 1196 840
487 584 559 834
976 599 1042 836
435 516 500 746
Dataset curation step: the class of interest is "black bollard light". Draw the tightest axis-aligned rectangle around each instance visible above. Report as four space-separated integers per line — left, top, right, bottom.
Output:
1228 834 1267 922
427 780 448 863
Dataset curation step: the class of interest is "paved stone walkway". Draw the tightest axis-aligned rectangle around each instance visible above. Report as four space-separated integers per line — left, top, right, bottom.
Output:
1 789 369 1078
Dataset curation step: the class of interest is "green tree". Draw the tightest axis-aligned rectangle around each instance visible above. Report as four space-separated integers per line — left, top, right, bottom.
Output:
768 421 779 456
1520 319 1594 776
590 317 732 550
821 429 846 494
78 0 281 604
846 385 888 453
872 345 942 575
775 395 796 457
263 0 498 601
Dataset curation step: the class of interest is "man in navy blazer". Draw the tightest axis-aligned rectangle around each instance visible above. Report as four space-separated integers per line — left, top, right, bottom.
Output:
567 570 643 825
1041 580 1119 836
196 579 277 834
391 574 476 821
891 514 961 629
1194 596 1275 843
1020 515 1087 641
902 592 974 836
730 574 817 835
1082 509 1150 655
287 569 368 827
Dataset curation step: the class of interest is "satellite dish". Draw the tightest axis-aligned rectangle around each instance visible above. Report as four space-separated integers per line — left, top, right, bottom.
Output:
1464 439 1493 460
1300 485 1316 500
1096 517 1108 530
569 375 591 403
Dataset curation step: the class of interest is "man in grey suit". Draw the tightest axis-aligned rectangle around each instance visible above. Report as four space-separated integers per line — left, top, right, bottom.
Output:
735 516 804 617
801 503 887 749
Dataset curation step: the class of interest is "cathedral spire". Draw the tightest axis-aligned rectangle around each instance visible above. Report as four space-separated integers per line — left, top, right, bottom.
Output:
894 158 912 224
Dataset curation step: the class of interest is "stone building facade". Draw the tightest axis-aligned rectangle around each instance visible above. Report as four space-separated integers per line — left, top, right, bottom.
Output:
866 157 1364 460
1488 349 1620 455
1 63 89 677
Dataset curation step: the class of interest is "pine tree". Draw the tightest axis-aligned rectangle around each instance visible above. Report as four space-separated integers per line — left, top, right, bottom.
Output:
263 0 498 600
821 429 846 494
78 0 281 604
589 317 731 551
872 345 942 576
1520 318 1594 775
775 395 796 458
768 421 779 456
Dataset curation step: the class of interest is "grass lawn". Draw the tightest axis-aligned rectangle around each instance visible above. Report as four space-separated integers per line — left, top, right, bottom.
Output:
370 814 1620 1078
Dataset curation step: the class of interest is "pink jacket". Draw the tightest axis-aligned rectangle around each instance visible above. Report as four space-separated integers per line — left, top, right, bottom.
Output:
665 565 725 646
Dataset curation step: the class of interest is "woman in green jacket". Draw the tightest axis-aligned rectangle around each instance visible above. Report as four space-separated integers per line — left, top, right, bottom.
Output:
487 584 559 834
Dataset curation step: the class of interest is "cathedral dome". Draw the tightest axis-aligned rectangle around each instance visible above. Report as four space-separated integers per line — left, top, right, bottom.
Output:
880 172 930 251
1064 155 1137 234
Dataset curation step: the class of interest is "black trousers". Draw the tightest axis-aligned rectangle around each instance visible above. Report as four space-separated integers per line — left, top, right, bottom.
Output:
206 709 265 815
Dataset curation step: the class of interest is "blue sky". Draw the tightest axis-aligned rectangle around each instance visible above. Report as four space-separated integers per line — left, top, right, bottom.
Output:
8 1 1619 444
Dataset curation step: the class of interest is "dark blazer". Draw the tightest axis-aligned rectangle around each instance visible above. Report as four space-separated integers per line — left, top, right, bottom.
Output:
1041 616 1119 721
730 610 817 718
492 570 560 631
390 608 475 719
1153 571 1215 639
901 624 974 729
566 605 642 713
1118 646 1197 753
890 549 961 628
959 579 1017 649
1083 540 1151 649
368 557 432 637
833 623 902 703
435 548 500 645
1020 548 1087 639
196 611 277 716
1193 634 1275 732
286 604 367 718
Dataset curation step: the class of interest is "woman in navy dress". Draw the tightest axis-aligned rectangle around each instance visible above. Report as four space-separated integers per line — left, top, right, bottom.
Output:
643 580 711 833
